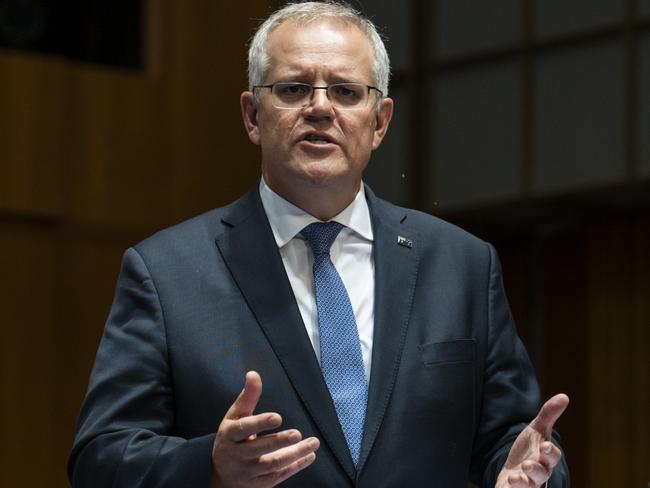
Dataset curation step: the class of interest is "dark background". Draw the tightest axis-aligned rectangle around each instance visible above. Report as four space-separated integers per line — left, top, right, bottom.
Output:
0 0 142 67
0 1 648 486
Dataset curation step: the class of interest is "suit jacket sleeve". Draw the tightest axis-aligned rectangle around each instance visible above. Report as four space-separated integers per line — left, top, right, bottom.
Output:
471 244 569 487
68 247 215 488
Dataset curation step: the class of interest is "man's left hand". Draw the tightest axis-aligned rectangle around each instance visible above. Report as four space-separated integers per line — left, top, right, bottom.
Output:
495 393 569 487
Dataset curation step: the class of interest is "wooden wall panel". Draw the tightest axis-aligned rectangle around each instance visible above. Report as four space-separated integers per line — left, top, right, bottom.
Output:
477 217 649 487
587 217 650 487
65 70 173 228
0 1 274 485
0 54 68 217
542 229 589 487
631 220 650 486
166 1 267 222
61 0 269 228
53 230 144 487
0 222 58 487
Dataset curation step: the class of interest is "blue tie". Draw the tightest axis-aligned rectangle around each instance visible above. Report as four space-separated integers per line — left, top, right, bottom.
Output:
301 222 367 466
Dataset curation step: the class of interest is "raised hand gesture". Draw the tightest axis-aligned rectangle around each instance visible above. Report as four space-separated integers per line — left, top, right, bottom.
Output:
496 394 569 488
211 372 320 488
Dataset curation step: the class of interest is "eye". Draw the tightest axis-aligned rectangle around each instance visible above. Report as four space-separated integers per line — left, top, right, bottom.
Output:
330 84 364 104
274 83 310 100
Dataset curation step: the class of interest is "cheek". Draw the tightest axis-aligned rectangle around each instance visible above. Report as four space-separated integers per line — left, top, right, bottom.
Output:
346 120 376 152
346 112 375 135
259 109 293 137
269 118 299 146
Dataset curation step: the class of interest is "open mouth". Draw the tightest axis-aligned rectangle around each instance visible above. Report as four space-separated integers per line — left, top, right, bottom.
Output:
302 133 335 145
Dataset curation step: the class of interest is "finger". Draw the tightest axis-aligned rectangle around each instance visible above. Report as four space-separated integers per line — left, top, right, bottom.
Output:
507 471 533 488
264 451 317 486
530 393 569 437
539 441 562 469
225 412 283 443
522 460 552 485
254 437 320 476
225 371 263 420
240 429 303 459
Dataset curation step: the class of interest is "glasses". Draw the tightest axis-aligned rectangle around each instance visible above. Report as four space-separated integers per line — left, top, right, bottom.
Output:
253 82 383 110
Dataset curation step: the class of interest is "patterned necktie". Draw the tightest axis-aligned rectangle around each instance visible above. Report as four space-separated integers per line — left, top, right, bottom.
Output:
301 222 368 466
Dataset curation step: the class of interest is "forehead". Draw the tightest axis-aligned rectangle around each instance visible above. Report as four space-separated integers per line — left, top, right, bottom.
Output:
264 19 374 81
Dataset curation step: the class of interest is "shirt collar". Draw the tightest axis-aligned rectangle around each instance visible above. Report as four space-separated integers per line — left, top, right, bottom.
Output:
259 177 374 248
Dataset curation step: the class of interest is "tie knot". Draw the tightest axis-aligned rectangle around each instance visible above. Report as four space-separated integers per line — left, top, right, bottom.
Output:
301 221 344 256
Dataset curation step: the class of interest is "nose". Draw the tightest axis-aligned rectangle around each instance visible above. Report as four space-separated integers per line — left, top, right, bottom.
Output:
304 87 334 118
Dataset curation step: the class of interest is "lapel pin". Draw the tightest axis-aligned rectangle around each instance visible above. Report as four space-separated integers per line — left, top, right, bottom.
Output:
397 235 413 248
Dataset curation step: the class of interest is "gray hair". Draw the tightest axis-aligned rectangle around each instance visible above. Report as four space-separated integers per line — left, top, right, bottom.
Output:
247 1 391 97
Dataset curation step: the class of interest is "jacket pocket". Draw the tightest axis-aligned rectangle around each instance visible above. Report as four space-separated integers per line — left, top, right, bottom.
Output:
419 339 476 366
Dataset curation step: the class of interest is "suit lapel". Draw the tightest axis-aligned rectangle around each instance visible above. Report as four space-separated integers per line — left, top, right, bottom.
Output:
214 188 357 480
358 188 420 473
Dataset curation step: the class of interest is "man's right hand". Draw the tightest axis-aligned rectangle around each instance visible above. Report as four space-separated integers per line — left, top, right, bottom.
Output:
211 371 320 488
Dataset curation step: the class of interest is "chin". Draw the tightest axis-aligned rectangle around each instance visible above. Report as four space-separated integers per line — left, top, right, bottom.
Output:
299 162 348 187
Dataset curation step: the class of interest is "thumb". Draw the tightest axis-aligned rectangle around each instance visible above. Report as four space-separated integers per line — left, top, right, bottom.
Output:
531 393 570 437
226 371 263 420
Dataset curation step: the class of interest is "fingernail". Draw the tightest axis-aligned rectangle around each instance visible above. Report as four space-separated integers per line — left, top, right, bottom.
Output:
308 437 319 449
544 445 553 454
288 431 300 442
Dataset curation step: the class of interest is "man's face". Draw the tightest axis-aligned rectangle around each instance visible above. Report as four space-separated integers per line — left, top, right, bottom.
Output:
241 19 393 211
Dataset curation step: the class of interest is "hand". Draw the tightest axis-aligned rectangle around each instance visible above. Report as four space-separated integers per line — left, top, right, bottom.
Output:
495 393 569 488
211 371 320 488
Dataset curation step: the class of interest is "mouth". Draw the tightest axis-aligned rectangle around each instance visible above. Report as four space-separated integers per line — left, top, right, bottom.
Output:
300 132 336 146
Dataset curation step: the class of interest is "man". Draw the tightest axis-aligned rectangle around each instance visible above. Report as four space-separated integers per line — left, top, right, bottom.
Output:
69 2 570 487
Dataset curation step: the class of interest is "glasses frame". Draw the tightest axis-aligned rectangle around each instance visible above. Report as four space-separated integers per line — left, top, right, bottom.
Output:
253 82 383 110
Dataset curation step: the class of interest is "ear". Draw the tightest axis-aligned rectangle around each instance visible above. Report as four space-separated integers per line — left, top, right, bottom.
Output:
372 97 394 150
241 91 261 145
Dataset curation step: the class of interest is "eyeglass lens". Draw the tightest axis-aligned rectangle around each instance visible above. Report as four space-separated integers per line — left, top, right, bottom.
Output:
271 83 370 109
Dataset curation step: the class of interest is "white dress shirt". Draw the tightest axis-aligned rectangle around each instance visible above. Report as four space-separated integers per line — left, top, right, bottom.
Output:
259 179 375 380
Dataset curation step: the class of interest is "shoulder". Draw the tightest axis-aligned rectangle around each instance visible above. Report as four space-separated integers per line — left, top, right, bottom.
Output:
135 208 221 256
366 186 491 258
132 187 259 267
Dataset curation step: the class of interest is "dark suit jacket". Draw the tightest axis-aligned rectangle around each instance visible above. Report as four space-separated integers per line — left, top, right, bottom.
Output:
68 185 569 487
